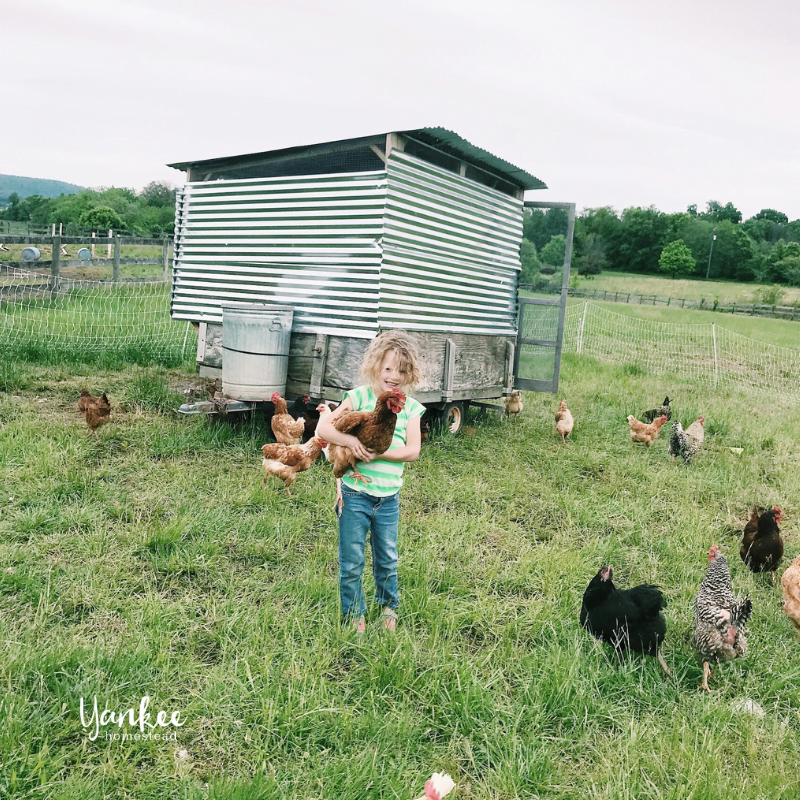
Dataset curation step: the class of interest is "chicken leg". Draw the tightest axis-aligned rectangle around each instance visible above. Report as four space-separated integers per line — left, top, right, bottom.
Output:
656 651 672 677
700 661 712 692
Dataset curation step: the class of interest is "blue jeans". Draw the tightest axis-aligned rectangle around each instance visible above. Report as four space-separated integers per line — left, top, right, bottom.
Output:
338 486 400 619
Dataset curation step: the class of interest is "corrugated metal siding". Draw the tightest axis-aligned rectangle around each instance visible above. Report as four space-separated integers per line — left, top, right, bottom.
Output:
382 150 522 334
171 170 386 337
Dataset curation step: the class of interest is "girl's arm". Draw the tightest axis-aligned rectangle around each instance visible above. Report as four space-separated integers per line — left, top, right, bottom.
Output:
379 415 422 463
315 397 375 462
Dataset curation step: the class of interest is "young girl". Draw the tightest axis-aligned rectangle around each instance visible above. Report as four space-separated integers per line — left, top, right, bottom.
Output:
316 331 424 632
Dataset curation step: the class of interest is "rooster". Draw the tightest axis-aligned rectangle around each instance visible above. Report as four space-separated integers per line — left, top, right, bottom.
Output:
504 390 523 422
78 389 111 432
580 565 671 676
261 437 327 495
740 507 783 583
555 399 574 443
270 392 305 445
328 388 406 484
642 396 671 423
693 546 752 692
627 414 667 447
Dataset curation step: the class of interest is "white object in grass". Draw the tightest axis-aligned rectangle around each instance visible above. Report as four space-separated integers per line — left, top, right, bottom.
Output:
415 772 455 800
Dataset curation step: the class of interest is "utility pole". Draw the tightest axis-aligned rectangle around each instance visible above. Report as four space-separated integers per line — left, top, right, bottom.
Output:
705 228 717 280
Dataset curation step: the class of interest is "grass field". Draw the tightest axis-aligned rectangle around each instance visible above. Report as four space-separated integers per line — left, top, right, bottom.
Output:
585 301 800 350
575 272 800 306
2 346 799 799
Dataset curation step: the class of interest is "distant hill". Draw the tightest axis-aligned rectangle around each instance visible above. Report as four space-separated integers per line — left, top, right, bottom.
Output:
0 174 84 202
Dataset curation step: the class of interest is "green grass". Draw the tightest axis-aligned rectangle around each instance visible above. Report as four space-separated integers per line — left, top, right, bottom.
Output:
575 271 800 306
587 301 800 350
1 351 800 799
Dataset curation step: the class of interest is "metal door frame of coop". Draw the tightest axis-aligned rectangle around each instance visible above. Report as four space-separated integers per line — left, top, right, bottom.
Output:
514 201 576 393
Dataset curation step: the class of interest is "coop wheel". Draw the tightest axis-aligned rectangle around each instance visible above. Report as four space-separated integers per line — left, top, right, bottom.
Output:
439 402 465 435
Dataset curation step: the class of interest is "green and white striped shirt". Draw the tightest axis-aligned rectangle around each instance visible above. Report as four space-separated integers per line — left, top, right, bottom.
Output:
340 385 425 497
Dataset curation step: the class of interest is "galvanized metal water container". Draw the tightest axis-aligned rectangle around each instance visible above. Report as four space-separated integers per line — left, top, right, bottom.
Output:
221 305 294 401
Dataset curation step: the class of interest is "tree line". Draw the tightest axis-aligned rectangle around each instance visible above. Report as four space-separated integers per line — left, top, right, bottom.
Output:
0 182 176 236
523 202 800 288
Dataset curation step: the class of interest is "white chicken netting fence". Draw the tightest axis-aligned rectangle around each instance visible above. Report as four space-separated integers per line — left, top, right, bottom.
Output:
563 301 800 400
0 266 194 365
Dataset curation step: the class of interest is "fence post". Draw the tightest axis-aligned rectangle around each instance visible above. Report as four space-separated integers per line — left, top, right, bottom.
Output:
113 235 121 282
577 301 588 354
162 238 170 282
712 323 718 388
50 235 61 291
91 231 96 258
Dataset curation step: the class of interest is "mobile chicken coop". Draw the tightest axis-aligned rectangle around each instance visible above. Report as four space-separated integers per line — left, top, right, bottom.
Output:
168 128 574 433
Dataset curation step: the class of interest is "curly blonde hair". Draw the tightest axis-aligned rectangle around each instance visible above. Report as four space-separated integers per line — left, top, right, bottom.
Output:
359 330 421 393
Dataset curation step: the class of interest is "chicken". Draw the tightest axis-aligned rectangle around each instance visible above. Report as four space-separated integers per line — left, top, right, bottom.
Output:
642 396 671 423
740 507 783 583
555 399 574 443
328 388 406 484
261 437 327 495
668 421 689 463
683 416 704 456
580 565 671 676
781 555 800 635
206 378 220 400
316 402 336 461
78 389 111 432
504 390 523 422
693 545 752 692
627 414 667 447
270 392 305 445
288 394 320 442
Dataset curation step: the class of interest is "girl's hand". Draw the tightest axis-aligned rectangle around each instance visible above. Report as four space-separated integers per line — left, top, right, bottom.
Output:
349 437 376 462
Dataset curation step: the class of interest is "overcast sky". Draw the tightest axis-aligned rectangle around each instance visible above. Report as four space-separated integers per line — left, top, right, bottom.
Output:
5 0 799 220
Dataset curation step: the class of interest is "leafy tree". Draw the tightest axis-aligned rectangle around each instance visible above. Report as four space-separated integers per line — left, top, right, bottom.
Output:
755 209 788 225
139 181 175 207
540 234 566 268
659 240 696 278
616 206 669 273
80 205 124 230
702 200 742 224
519 238 542 284
759 241 800 284
523 208 569 252
574 232 606 275
51 190 99 226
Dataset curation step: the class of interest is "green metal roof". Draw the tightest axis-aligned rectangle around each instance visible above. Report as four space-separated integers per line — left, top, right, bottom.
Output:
167 128 546 191
401 128 546 190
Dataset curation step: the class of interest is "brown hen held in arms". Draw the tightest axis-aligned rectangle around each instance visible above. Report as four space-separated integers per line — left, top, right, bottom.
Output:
328 388 406 484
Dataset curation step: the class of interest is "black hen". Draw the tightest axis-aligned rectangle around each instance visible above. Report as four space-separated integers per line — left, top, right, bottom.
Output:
643 396 671 423
740 507 783 583
581 565 671 675
288 394 319 442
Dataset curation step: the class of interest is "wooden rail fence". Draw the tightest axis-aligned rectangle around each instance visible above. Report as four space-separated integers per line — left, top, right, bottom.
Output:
521 284 800 322
0 234 173 283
